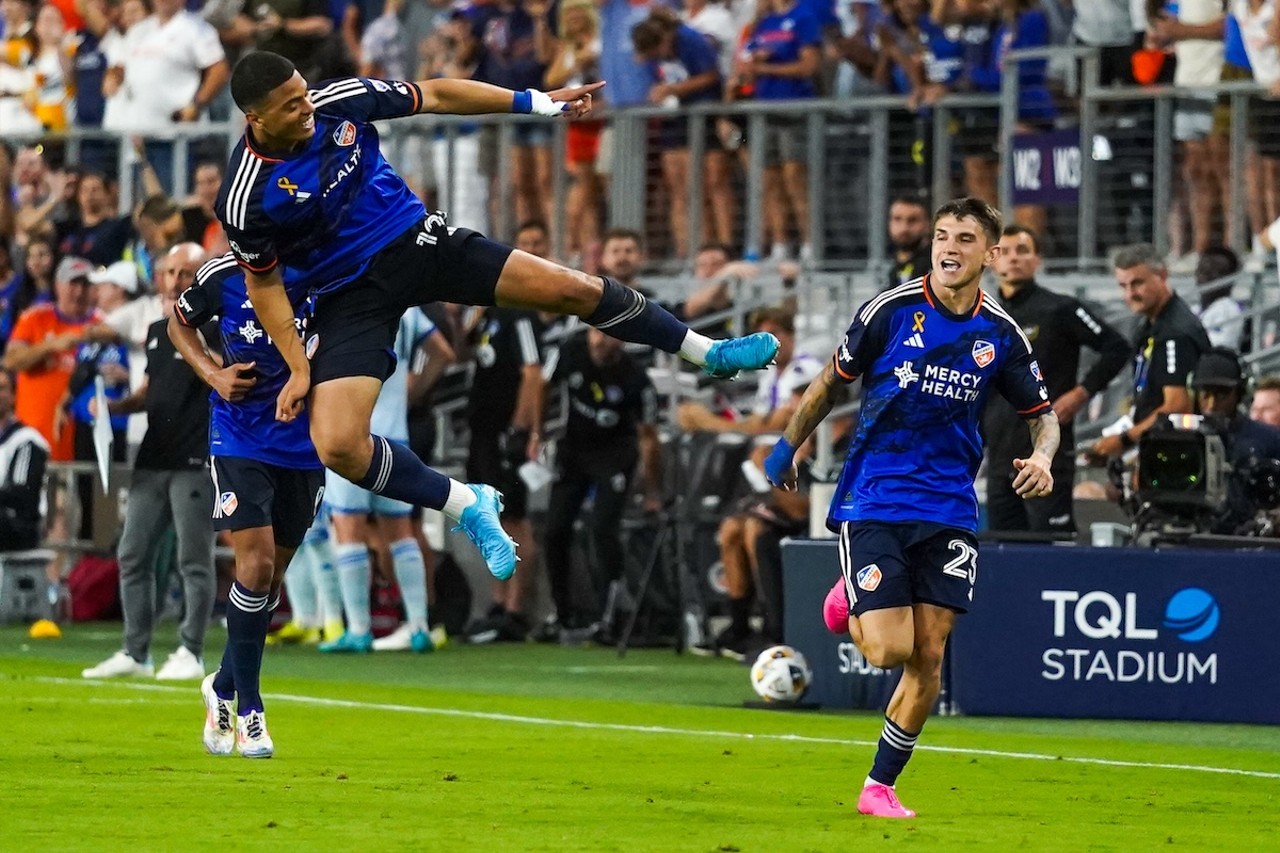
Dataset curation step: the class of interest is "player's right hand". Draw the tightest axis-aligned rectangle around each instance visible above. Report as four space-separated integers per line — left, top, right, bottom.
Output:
277 370 310 422
211 361 257 402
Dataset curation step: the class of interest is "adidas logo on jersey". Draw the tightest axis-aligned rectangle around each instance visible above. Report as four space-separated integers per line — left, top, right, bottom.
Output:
902 332 925 348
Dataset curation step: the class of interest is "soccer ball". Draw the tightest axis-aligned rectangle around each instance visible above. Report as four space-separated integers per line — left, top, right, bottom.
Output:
750 645 812 702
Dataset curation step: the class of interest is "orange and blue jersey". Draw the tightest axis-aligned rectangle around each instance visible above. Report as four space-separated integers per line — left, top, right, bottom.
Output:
829 275 1051 532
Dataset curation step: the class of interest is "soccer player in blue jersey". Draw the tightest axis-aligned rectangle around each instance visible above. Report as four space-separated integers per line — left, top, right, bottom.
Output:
764 198 1060 818
215 51 779 584
169 253 322 758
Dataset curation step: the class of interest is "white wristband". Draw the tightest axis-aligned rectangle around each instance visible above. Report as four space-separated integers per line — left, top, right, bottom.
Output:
528 89 566 117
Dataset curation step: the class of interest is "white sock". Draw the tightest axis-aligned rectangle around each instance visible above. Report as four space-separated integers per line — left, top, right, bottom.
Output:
865 775 891 789
442 479 477 520
678 329 713 366
313 535 344 626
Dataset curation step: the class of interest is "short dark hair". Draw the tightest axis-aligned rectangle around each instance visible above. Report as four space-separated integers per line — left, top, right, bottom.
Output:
696 242 731 257
602 228 644 250
933 197 1002 244
889 194 929 213
1001 223 1039 254
515 219 549 236
138 194 179 223
631 16 674 54
752 307 795 335
231 52 297 113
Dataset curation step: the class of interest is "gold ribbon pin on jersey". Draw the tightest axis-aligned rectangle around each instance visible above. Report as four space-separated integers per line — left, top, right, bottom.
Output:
277 177 299 196
912 311 925 333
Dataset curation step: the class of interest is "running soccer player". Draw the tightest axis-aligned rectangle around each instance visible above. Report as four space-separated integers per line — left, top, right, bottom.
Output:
169 253 321 758
764 198 1059 818
215 52 779 583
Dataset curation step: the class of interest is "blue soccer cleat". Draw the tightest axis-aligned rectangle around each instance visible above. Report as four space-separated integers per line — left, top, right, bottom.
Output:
453 484 518 580
318 631 373 653
703 332 780 379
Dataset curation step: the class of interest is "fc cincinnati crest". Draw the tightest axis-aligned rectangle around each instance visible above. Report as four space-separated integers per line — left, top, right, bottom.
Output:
971 340 995 368
219 491 238 516
333 120 356 146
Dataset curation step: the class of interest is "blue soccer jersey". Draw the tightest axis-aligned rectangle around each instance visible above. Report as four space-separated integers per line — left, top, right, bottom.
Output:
829 276 1051 531
216 77 428 293
175 254 321 470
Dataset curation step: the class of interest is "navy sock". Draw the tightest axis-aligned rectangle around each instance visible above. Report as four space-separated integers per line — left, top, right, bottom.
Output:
226 582 271 714
355 435 450 510
869 718 920 787
212 644 234 699
584 276 687 353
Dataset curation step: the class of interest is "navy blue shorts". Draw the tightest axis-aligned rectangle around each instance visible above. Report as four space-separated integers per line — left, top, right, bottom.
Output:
308 213 514 385
210 456 325 549
836 521 978 615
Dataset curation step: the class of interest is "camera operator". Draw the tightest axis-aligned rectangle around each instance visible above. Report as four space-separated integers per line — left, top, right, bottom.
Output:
1089 244 1210 460
1192 349 1280 534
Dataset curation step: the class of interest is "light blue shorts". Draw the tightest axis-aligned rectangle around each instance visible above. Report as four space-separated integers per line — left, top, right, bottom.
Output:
323 468 413 518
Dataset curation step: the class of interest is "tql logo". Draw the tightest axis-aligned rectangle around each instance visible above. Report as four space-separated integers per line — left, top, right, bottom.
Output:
1042 588 1220 643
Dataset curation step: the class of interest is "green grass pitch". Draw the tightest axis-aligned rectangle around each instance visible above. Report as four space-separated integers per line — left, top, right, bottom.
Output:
2 624 1277 851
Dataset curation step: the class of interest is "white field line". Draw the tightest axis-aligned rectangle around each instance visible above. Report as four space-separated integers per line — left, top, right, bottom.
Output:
21 676 1280 781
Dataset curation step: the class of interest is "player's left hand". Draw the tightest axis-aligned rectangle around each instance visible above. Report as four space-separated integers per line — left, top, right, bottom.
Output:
1012 454 1053 499
544 81 605 118
276 371 310 423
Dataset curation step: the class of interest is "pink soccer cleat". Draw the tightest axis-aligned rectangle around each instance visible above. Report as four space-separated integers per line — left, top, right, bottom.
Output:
857 783 917 818
823 578 849 634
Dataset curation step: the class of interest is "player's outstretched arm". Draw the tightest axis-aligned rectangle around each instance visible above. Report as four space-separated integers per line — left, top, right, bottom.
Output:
244 268 309 422
414 78 603 118
764 362 842 491
1012 410 1060 499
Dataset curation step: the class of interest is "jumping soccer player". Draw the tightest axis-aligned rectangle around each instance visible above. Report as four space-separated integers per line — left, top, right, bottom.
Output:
764 198 1059 818
169 253 321 758
215 52 779 583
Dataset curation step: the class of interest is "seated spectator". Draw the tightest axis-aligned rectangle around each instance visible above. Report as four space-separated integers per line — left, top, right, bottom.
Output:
1191 348 1280 533
1251 376 1280 426
0 367 49 551
56 171 132 266
1195 246 1246 350
697 441 812 659
677 308 823 434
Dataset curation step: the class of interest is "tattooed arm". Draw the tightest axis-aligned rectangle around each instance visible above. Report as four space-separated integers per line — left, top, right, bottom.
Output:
1011 410 1060 498
765 363 846 490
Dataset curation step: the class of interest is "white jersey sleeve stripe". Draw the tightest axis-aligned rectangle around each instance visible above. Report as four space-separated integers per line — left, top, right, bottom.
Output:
984 300 1034 353
858 281 924 325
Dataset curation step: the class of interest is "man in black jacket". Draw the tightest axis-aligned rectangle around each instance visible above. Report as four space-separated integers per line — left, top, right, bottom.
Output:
985 225 1130 534
0 368 50 550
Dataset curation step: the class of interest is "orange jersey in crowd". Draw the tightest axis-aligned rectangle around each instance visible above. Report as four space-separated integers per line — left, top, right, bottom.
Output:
9 304 99 461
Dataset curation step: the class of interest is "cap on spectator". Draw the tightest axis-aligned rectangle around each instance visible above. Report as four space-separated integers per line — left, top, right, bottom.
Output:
1192 349 1244 389
55 256 94 282
89 260 139 294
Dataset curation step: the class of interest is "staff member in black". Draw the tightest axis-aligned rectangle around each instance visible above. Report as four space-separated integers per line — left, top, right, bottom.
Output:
82 244 220 682
985 225 1130 533
463 305 543 643
885 196 932 292
1090 243 1211 459
534 328 660 640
